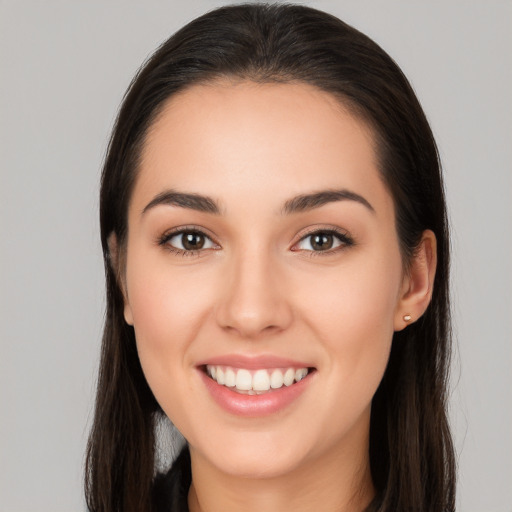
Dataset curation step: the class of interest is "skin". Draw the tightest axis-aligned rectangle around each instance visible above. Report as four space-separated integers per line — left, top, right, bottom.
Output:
116 81 436 512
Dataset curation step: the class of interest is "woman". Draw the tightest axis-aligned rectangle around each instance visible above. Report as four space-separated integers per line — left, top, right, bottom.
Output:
85 3 455 511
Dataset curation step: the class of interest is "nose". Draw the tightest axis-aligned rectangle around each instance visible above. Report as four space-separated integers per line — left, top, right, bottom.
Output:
215 248 293 339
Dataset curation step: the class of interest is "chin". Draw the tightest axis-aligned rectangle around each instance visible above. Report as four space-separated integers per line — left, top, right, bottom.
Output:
192 429 312 479
213 452 303 480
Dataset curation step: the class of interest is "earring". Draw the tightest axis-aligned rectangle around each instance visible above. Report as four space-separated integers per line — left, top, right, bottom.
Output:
403 314 412 322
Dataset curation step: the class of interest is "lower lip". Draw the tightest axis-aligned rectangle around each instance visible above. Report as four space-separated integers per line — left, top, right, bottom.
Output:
199 369 314 417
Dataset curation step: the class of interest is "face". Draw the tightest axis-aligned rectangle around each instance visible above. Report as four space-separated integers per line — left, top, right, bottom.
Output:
121 81 408 479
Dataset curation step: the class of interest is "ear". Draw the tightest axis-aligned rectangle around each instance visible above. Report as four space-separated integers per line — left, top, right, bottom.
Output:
107 232 134 326
394 229 437 331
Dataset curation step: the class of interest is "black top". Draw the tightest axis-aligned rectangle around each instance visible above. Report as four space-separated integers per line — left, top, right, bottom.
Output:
152 447 191 512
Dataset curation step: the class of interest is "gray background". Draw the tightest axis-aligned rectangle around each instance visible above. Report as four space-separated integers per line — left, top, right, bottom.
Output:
1 1 511 510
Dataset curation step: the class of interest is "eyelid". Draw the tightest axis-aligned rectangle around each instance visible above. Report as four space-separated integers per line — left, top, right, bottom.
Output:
157 224 353 257
157 225 220 255
291 226 354 254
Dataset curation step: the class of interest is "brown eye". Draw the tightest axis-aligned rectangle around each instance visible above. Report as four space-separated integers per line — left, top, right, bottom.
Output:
182 232 205 250
310 233 334 251
162 230 216 253
295 230 353 253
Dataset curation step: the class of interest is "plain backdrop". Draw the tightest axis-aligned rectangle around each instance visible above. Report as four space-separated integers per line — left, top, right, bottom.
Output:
1 1 511 511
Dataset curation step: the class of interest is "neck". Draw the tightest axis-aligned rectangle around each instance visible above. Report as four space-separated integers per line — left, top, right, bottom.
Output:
187 430 374 512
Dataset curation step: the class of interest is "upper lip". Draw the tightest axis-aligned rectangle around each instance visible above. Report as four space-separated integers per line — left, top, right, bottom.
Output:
196 354 314 370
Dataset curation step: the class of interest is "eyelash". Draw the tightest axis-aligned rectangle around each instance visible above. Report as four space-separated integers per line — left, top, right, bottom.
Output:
157 226 354 258
294 227 354 257
157 226 218 257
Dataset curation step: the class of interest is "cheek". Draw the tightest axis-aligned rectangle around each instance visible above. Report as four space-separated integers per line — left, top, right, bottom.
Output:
298 251 401 336
124 249 216 391
127 249 212 334
294 251 402 402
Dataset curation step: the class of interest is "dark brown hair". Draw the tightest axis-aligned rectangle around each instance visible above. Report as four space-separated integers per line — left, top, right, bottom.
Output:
86 4 455 511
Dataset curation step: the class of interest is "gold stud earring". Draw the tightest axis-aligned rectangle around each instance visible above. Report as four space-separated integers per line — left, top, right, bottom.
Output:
403 314 412 322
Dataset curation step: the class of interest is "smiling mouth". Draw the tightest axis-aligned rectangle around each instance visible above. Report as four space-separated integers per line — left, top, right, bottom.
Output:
202 365 315 395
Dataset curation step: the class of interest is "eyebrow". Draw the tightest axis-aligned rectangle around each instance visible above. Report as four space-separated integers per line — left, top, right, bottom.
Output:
142 190 221 215
281 189 375 215
141 187 374 217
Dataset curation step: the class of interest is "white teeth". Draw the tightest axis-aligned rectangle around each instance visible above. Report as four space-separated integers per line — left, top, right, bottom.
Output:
284 368 295 386
235 369 252 391
206 365 310 393
295 368 307 382
252 369 271 391
225 368 236 387
270 369 284 389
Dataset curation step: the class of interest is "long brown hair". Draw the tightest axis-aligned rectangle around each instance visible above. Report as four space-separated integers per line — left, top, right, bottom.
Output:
86 4 455 511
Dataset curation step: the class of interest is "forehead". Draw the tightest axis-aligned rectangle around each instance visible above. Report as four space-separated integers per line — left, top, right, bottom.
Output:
134 81 391 216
